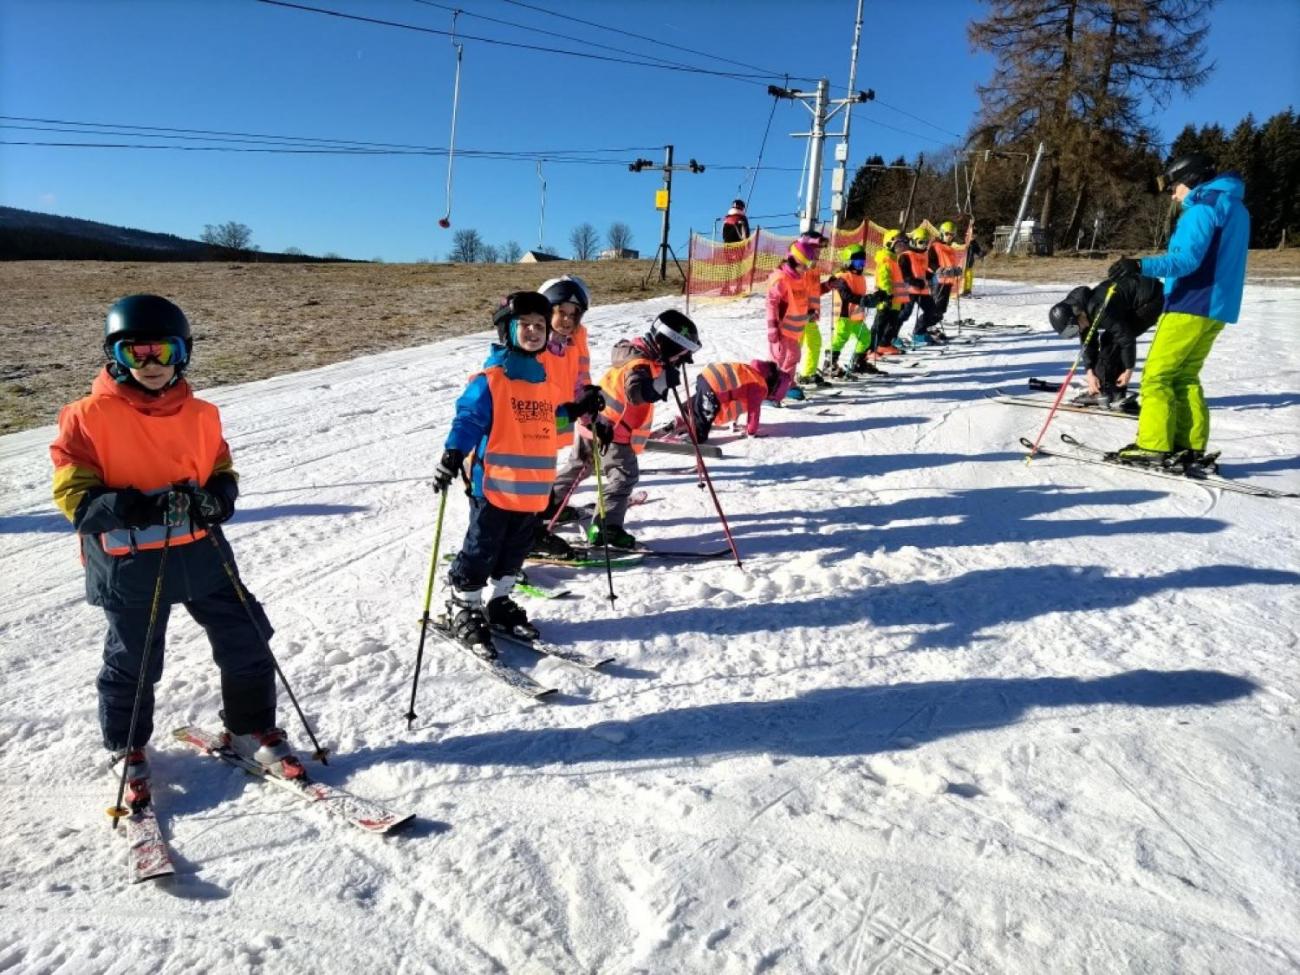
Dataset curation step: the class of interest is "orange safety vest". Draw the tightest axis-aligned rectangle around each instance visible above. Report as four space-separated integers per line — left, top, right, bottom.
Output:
58 391 224 555
899 249 931 296
598 354 663 454
540 326 590 450
835 270 868 321
478 367 558 512
700 361 764 426
932 241 962 279
876 251 908 309
768 269 809 343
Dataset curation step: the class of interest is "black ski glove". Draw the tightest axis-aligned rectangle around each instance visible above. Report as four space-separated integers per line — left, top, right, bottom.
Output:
1107 257 1140 280
564 384 606 420
432 448 465 493
117 489 190 528
188 474 237 528
593 418 615 453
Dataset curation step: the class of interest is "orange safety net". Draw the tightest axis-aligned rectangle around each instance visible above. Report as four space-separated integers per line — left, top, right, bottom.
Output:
686 218 970 300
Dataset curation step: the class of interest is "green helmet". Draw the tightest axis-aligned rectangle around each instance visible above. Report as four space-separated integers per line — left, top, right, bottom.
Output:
909 226 930 245
939 220 956 236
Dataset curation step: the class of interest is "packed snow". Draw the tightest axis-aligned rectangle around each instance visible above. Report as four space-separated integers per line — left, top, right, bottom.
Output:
1 280 1298 974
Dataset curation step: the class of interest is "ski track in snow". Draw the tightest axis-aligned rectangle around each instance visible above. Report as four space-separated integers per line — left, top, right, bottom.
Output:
2 281 1299 974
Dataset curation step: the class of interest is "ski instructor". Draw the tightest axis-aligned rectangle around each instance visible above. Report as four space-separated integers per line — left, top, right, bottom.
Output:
1104 152 1249 467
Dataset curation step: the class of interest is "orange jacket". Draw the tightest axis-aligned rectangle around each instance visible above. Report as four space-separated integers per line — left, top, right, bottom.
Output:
51 370 228 555
898 250 931 296
834 270 868 321
540 325 591 449
478 366 558 512
700 361 766 429
766 265 809 342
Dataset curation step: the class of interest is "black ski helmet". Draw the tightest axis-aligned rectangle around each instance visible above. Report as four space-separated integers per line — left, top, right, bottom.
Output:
1160 152 1216 192
103 294 192 384
644 309 701 364
104 294 192 347
538 275 591 314
492 291 552 355
1048 285 1091 338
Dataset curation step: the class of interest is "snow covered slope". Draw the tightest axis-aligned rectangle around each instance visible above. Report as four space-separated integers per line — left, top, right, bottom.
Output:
2 281 1298 974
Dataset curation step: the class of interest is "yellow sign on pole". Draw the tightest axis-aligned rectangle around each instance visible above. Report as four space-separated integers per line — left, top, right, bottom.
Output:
655 188 669 211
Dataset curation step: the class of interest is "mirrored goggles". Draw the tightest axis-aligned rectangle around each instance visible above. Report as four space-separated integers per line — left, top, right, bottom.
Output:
110 337 188 369
848 258 866 271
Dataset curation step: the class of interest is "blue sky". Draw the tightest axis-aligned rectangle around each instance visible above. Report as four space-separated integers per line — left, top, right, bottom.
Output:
2 0 1296 262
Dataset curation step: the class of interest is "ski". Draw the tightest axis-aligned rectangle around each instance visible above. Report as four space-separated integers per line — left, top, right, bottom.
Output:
516 571 572 600
644 439 723 459
172 726 418 832
428 619 558 701
633 546 733 560
989 389 1137 420
122 801 175 883
490 627 614 670
543 544 731 562
526 550 645 569
1018 436 1298 499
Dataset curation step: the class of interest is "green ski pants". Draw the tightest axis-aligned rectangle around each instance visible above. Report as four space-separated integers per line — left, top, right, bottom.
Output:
1136 311 1225 452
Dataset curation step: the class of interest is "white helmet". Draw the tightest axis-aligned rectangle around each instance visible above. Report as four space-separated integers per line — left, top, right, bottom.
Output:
538 274 592 313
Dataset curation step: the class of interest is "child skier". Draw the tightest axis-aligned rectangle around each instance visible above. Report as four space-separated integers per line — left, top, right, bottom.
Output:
434 291 606 657
533 275 593 557
871 230 909 356
797 231 835 388
660 359 782 442
546 309 701 550
50 294 299 808
825 246 887 376
900 226 942 345
766 238 819 399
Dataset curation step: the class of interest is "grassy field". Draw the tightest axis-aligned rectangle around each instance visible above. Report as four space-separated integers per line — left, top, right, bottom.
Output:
3 250 1297 435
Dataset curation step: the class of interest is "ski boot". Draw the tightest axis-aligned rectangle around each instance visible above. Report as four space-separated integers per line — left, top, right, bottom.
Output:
224 727 306 780
848 352 880 376
802 370 831 389
588 521 638 550
112 748 151 808
486 582 541 641
784 385 806 401
823 351 845 379
1070 391 1102 407
444 588 496 660
1168 447 1221 476
532 526 577 560
1106 442 1169 468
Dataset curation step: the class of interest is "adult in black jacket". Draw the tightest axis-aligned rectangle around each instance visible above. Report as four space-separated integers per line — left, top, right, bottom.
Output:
1048 275 1163 406
721 200 751 244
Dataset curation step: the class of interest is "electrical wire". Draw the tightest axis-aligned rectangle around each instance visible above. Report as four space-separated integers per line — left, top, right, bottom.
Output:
410 0 714 76
872 97 965 140
496 0 814 83
255 0 776 87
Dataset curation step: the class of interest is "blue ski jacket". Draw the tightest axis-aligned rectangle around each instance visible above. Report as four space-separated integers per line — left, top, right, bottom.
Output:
1140 173 1250 324
443 344 578 498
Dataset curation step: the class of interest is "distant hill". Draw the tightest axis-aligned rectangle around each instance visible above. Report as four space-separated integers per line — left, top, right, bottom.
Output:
0 207 335 262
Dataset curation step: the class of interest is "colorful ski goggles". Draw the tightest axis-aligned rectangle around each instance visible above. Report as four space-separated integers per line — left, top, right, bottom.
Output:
110 337 188 369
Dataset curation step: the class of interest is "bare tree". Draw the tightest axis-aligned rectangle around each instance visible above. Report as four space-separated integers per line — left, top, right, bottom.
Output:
569 222 599 260
481 244 500 264
607 222 634 254
501 240 523 262
448 228 485 263
201 221 253 250
284 246 305 256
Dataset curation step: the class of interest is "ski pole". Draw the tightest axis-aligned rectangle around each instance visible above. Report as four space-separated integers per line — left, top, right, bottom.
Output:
546 455 589 533
107 517 174 829
207 526 329 764
677 363 708 490
670 386 743 568
405 488 448 728
589 440 618 605
1024 286 1114 463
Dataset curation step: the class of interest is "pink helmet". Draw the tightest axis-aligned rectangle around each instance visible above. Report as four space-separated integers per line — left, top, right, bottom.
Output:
789 238 819 267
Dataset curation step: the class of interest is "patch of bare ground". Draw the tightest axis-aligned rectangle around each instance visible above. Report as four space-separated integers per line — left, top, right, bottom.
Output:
2 250 1296 434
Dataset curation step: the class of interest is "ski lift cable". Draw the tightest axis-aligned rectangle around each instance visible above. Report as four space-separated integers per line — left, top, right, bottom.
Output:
743 81 784 207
